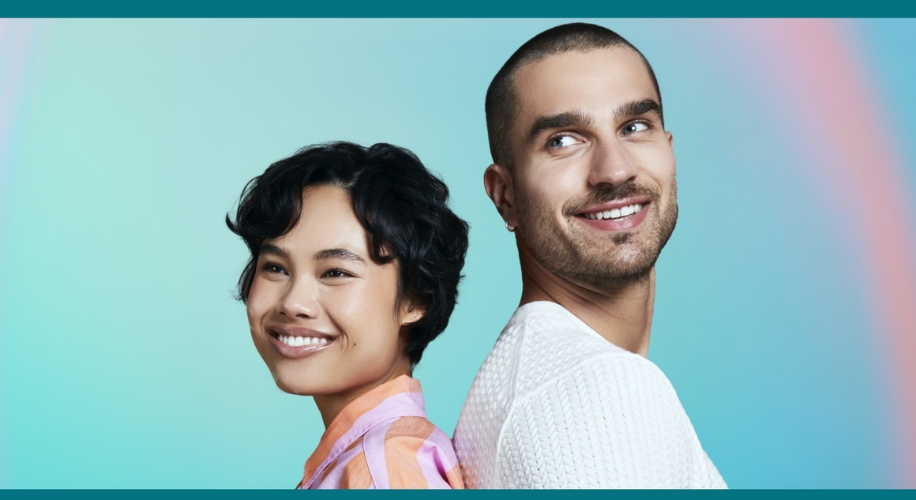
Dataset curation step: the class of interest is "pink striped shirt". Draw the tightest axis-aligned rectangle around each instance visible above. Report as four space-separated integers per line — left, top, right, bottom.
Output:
297 375 464 489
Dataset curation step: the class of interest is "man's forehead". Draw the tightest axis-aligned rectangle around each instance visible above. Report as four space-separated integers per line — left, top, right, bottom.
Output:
513 47 658 120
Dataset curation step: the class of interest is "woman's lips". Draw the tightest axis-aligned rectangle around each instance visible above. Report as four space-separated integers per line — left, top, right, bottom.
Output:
267 326 336 359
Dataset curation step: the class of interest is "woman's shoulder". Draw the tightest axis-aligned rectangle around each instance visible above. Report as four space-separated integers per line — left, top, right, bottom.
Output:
362 416 464 489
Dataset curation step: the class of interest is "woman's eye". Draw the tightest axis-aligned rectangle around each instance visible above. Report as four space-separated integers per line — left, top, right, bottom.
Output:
262 263 286 275
623 122 649 135
322 269 352 279
548 135 579 148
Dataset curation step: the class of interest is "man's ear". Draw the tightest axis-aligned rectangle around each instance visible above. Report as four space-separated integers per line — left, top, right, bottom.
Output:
483 163 518 228
666 131 674 150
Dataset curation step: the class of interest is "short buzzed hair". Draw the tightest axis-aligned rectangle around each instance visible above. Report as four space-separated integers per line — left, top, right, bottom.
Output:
485 23 663 168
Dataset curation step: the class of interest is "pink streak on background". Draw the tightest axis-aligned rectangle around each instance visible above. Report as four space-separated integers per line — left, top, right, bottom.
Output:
0 20 36 226
726 19 916 486
0 18 40 488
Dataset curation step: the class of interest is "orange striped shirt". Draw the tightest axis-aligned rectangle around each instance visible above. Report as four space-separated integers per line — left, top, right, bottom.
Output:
297 375 464 489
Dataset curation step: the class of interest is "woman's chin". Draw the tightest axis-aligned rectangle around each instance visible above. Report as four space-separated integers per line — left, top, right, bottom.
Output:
274 377 314 396
267 365 317 396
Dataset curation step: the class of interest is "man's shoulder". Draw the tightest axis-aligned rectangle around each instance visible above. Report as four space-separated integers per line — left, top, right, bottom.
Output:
458 302 644 418
467 302 647 384
507 302 639 391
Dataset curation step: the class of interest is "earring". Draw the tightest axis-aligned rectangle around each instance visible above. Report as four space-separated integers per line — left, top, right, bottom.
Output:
505 221 516 232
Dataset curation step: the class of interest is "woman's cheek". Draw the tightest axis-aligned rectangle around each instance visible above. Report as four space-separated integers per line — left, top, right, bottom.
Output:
246 278 273 321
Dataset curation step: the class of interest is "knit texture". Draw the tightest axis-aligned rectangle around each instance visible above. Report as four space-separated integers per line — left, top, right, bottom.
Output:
453 301 726 489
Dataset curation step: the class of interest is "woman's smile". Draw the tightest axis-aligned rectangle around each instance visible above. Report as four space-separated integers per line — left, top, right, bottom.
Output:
268 324 336 358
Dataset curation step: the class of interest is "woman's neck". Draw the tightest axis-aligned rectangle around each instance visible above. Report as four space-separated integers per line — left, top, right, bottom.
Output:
313 358 412 428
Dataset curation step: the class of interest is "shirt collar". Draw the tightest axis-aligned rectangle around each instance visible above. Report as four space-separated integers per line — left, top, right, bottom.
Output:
299 375 426 488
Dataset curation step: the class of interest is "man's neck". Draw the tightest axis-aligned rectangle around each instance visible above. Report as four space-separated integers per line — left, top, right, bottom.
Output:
517 245 655 357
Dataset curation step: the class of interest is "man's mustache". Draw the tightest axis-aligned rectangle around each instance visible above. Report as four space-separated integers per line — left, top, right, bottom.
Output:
564 182 660 215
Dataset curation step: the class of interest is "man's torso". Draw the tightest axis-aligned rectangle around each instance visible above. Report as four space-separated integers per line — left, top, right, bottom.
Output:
453 301 726 489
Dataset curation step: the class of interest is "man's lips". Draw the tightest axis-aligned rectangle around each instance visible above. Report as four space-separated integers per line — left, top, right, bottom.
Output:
267 325 336 359
575 196 651 217
573 197 651 231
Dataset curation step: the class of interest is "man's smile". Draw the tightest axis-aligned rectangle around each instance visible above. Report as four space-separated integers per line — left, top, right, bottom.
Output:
573 197 651 231
582 202 644 220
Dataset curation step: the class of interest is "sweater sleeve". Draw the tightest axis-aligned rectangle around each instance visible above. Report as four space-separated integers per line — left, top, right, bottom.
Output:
496 352 726 488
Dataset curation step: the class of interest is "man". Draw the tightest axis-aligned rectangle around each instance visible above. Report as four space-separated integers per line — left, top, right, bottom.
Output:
453 23 726 488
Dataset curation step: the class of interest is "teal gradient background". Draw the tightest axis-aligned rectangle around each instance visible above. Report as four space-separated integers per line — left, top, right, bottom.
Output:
1 19 915 488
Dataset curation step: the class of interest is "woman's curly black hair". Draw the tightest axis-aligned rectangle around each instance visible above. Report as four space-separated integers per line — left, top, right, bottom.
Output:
226 141 470 367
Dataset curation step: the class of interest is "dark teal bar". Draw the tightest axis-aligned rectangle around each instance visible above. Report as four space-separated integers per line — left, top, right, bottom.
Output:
2 0 916 18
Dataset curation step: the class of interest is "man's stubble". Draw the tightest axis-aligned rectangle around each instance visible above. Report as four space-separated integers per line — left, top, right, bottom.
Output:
514 179 678 291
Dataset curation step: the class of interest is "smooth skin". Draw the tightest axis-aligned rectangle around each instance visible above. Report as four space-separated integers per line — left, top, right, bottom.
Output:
246 185 424 427
484 47 676 357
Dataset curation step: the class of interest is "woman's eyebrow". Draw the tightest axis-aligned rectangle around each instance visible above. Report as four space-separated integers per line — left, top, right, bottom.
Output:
260 243 290 259
314 248 367 266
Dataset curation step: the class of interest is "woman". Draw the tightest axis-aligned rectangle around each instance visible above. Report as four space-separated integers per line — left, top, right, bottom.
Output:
227 142 469 489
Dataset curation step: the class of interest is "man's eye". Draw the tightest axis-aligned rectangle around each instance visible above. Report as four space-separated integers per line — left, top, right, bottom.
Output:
322 269 352 279
623 122 649 134
548 135 578 148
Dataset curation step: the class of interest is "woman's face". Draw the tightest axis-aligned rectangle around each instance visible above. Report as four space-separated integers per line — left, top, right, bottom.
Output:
246 185 421 398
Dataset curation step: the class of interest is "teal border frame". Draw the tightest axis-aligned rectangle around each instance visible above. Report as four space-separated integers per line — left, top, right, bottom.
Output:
3 0 916 17
2 9 915 495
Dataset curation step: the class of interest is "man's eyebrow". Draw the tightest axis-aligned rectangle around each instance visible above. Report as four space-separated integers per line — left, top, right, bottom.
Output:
527 111 595 141
260 243 289 259
614 98 661 122
314 248 367 265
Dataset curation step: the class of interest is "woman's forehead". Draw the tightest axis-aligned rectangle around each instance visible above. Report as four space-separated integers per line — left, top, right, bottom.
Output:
270 185 370 259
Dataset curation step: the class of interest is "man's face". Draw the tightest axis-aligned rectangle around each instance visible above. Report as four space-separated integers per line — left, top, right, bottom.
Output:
508 47 677 289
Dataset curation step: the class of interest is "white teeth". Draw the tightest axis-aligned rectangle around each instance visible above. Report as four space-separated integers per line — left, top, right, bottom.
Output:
277 335 330 347
584 204 642 220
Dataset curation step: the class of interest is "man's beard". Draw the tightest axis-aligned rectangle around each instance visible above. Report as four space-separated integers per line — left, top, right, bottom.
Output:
515 180 678 290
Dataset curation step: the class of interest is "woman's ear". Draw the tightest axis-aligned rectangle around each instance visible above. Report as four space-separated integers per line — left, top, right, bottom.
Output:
399 300 426 326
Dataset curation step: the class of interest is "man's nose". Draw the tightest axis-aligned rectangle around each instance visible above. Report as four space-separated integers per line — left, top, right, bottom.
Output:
587 137 639 188
278 277 320 320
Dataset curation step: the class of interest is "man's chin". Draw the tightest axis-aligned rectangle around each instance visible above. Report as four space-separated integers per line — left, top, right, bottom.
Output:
572 267 654 289
564 249 659 288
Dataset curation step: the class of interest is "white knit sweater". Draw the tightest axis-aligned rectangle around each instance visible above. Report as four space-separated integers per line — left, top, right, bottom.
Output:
453 301 726 489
